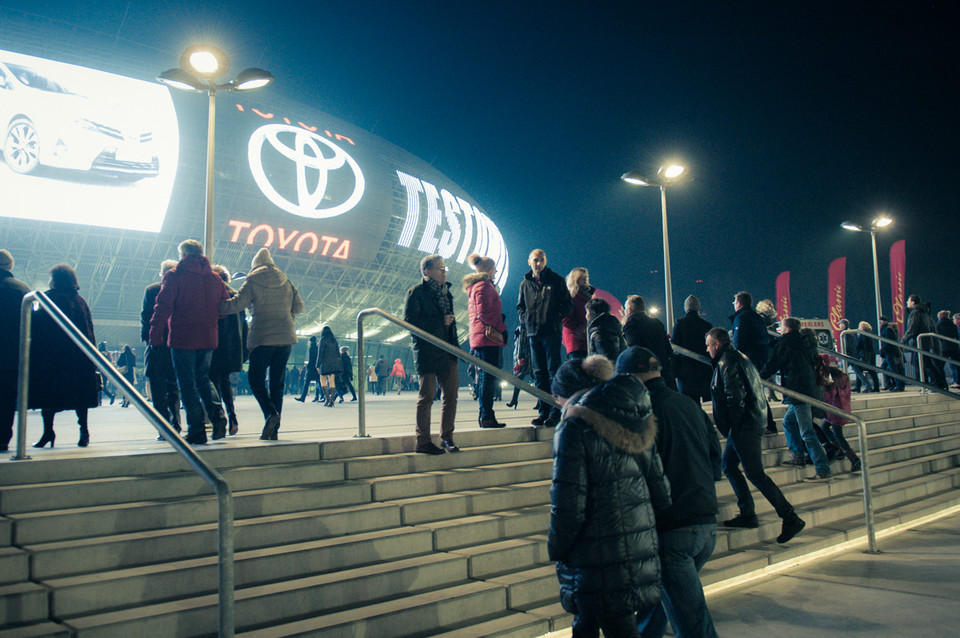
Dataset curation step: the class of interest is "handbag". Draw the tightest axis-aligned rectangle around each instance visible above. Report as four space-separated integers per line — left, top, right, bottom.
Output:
484 325 506 345
119 365 130 375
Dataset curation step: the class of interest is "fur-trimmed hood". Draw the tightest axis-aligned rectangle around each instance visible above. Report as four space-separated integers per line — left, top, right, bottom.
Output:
462 270 494 292
560 374 657 455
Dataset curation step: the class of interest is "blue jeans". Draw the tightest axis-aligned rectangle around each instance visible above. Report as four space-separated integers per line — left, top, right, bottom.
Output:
248 345 292 419
881 356 905 390
782 402 830 475
529 332 563 420
171 348 222 441
473 346 501 421
638 524 718 638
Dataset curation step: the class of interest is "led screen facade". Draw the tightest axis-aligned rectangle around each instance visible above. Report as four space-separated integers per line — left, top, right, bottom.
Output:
0 11 509 352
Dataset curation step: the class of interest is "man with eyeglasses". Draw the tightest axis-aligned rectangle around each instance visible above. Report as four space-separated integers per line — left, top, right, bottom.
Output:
404 254 461 454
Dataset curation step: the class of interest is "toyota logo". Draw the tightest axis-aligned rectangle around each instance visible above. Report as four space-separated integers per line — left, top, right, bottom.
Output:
248 124 365 219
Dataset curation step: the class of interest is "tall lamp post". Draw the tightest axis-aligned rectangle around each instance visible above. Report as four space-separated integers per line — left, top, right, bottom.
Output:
841 215 894 335
158 45 273 260
621 164 688 331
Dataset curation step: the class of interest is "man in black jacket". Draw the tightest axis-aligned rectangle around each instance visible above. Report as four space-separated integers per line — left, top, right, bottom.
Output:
671 295 713 402
404 254 461 454
0 250 30 452
140 259 181 436
707 327 805 543
585 297 625 363
760 317 831 479
622 295 676 389
879 316 905 391
295 336 321 402
618 347 721 638
901 295 946 388
517 249 572 427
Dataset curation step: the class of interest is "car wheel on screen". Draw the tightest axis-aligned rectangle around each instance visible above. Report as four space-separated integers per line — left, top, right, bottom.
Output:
4 118 41 174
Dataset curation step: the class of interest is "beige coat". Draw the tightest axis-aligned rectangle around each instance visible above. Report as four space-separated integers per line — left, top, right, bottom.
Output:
220 265 304 349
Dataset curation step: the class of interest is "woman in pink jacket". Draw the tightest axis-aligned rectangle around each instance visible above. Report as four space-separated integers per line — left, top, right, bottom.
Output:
562 267 593 359
463 254 507 428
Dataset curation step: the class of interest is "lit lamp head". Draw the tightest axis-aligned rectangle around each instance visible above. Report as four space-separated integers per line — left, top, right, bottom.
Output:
230 67 275 91
621 163 689 187
873 215 893 229
180 45 229 79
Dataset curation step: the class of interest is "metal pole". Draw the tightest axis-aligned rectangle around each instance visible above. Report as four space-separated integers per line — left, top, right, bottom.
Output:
204 87 217 260
660 184 674 332
14 295 33 460
356 315 368 438
870 231 883 340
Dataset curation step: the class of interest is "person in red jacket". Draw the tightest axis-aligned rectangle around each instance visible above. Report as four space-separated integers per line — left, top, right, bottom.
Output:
463 253 507 429
561 267 593 359
149 239 230 445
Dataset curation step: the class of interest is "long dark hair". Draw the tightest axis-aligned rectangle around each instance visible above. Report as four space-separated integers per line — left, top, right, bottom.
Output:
49 263 79 291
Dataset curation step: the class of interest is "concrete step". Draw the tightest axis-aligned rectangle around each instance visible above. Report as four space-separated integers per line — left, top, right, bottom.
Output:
0 516 12 546
319 427 538 460
45 526 436 617
416 505 550 551
25 501 403 579
430 612 551 638
0 442 321 486
0 621 71 637
396 479 551 525
0 582 49 628
342 440 554 479
0 547 29 584
487 564 558 609
448 535 549 579
365 459 553 501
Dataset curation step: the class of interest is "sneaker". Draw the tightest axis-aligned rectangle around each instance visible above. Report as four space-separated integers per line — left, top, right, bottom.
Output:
723 514 759 529
440 439 461 453
777 516 806 543
805 472 832 481
415 441 445 455
850 458 862 472
781 457 806 467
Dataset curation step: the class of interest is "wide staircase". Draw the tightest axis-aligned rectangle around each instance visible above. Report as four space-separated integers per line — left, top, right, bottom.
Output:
2 390 960 637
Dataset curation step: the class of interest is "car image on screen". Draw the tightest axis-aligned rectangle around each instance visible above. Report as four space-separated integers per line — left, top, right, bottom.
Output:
0 53 160 180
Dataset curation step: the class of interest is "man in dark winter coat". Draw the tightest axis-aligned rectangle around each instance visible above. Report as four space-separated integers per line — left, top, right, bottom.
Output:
517 249 572 427
619 347 721 638
879 316 905 391
0 250 30 452
404 254 461 454
901 294 946 388
707 327 805 543
622 295 676 390
141 259 182 437
671 294 713 402
149 240 230 445
760 317 831 479
338 346 357 401
936 310 960 387
585 297 625 363
549 355 671 638
730 291 770 369
296 336 321 402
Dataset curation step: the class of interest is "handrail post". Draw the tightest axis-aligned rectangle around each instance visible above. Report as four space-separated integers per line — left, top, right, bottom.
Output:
14 293 35 460
356 312 368 438
218 486 235 636
918 334 927 386
853 414 879 553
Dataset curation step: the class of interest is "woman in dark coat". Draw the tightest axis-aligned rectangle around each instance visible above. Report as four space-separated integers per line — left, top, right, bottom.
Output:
210 266 246 434
29 264 99 448
317 326 342 407
116 345 137 408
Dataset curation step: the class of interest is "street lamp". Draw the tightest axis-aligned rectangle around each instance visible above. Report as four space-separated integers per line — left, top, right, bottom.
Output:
841 214 894 335
621 163 689 331
158 45 274 260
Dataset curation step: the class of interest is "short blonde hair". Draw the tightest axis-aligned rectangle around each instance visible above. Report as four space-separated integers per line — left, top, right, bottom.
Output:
858 321 872 332
566 267 589 296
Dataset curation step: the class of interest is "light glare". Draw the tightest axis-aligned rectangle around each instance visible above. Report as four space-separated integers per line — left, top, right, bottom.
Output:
662 164 685 179
188 51 220 75
874 216 893 228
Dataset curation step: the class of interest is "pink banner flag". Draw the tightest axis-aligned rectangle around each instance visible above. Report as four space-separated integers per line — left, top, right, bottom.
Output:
775 271 791 321
828 257 846 345
890 240 906 337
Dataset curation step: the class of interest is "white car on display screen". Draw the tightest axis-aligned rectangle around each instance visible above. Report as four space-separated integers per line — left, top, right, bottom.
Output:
0 53 160 180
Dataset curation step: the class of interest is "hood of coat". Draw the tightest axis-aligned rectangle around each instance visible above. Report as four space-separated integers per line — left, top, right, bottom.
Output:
176 253 213 275
561 375 657 455
462 271 494 292
245 264 289 288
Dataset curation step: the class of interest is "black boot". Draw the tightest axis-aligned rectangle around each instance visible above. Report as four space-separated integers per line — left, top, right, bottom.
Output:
78 425 90 447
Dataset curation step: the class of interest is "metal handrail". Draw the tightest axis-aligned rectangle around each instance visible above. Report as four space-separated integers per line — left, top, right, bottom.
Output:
15 291 235 637
672 343 879 553
917 332 960 387
356 307 559 438
839 329 959 396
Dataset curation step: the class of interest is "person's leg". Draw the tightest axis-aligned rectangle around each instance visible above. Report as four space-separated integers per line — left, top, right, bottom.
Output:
0 368 17 451
247 347 275 418
268 346 291 415
722 436 755 518
172 349 205 442
793 403 830 475
438 359 459 444
528 336 551 420
416 373 438 445
780 404 804 461
76 408 89 446
193 349 226 438
544 334 563 423
35 409 56 446
476 346 499 422
571 613 601 638
734 429 796 520
893 357 906 390
641 524 718 638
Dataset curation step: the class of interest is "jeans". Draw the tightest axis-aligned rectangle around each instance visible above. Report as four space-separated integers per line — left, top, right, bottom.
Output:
416 358 459 444
881 355 905 390
723 429 795 519
573 611 643 638
298 366 321 401
145 344 181 428
248 345 292 419
638 524 718 638
529 333 563 420
171 348 222 441
782 402 830 475
474 345 501 420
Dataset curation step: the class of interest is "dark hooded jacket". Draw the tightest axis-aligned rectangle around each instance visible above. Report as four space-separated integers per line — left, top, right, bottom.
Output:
318 331 343 375
936 317 960 358
731 306 771 368
517 267 572 337
760 330 818 402
548 374 671 618
671 310 713 389
404 278 460 374
587 312 626 362
710 342 767 437
0 269 30 372
902 302 940 354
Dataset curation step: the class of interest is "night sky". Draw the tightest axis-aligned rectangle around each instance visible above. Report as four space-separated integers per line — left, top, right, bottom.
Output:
6 0 959 330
